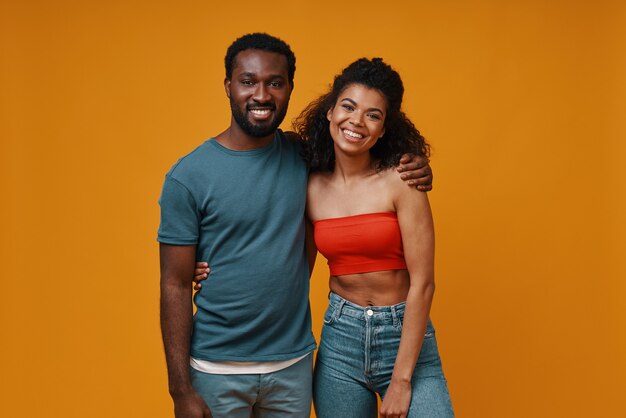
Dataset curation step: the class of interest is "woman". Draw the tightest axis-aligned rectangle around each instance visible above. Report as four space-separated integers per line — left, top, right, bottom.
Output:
193 58 451 417
295 58 454 418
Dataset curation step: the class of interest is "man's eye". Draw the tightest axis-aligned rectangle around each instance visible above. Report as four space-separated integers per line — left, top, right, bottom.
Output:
241 80 254 86
269 81 282 87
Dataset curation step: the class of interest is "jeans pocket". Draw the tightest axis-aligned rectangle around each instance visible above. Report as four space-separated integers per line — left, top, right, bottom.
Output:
424 320 435 339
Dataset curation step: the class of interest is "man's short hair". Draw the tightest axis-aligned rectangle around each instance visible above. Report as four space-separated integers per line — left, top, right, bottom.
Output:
225 33 296 85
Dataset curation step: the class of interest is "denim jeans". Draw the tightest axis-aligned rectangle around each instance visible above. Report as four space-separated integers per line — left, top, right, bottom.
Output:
190 353 313 418
313 292 454 418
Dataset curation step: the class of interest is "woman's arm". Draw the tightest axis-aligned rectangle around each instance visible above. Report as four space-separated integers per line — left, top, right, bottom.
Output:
380 174 435 418
305 219 318 277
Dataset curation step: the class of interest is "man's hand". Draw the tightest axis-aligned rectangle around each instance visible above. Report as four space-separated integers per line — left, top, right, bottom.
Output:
193 262 210 290
397 154 433 191
173 391 213 418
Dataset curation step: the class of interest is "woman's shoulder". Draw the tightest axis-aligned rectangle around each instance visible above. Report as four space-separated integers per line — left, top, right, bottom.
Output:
377 166 426 207
308 170 333 191
309 169 332 181
377 166 409 189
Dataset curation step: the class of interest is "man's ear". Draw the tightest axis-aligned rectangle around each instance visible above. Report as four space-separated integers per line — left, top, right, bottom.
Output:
224 78 231 98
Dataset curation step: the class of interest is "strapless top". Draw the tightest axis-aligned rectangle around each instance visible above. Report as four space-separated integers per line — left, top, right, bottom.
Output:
313 212 407 276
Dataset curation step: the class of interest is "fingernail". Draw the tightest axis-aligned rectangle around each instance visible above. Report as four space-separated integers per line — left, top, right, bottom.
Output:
401 174 407 180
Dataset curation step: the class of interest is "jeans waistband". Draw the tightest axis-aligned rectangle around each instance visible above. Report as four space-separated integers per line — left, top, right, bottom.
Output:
328 291 405 325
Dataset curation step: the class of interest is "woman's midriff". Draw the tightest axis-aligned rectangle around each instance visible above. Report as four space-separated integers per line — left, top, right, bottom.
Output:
329 269 410 307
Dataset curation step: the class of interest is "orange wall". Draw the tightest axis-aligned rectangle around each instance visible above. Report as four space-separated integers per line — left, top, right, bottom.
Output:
1 1 625 417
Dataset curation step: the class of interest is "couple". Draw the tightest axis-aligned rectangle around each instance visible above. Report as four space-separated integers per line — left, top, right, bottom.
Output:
159 33 453 418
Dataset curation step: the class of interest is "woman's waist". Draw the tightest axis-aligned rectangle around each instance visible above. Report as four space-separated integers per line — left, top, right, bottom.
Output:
326 292 433 332
329 270 409 306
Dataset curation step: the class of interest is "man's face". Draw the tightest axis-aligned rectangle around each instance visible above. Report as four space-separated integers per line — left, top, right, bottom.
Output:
226 49 292 138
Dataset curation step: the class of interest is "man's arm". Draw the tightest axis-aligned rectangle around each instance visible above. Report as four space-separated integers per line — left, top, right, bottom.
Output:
160 243 212 418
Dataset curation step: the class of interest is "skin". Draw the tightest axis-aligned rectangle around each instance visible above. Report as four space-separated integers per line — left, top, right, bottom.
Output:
219 49 293 150
161 244 212 418
163 50 433 418
306 84 435 418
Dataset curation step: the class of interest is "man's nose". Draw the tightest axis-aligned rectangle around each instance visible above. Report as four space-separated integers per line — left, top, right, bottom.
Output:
252 83 271 103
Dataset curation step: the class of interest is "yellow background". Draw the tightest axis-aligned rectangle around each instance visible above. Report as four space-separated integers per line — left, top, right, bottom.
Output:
1 0 625 417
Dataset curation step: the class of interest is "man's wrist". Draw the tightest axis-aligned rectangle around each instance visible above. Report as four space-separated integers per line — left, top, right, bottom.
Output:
169 383 195 399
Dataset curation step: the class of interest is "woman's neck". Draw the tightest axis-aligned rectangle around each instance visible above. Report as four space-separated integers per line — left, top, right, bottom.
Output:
332 149 376 184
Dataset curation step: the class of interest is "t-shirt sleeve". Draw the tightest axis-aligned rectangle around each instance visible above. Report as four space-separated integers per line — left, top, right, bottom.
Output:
157 175 200 245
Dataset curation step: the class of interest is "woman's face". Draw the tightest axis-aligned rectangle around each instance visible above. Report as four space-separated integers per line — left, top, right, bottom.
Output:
327 83 387 157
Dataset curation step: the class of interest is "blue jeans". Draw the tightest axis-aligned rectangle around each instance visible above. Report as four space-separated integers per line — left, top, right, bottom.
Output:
313 293 454 418
190 353 313 418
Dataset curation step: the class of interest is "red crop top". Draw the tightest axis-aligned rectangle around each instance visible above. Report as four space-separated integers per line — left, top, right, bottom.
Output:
313 212 407 276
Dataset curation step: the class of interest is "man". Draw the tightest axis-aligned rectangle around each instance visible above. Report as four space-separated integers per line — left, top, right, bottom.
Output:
158 33 432 418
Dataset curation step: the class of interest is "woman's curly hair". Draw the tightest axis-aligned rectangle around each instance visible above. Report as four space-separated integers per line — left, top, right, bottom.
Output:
294 57 429 172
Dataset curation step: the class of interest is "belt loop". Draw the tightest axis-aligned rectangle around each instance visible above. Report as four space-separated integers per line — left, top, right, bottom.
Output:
391 305 399 327
334 298 346 321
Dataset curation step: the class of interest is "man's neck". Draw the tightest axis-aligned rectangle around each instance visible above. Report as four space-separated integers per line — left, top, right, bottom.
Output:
214 123 276 151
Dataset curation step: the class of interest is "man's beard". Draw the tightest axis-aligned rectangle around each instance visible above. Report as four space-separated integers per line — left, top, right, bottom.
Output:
230 98 288 138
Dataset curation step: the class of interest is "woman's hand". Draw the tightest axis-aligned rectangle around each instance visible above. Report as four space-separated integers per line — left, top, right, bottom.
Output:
380 379 412 418
193 262 210 290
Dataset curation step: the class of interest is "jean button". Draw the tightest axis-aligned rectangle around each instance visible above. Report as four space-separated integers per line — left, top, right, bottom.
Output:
366 309 373 316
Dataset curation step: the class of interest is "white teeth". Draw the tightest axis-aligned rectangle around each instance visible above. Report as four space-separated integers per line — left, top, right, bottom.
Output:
250 109 271 115
343 129 363 139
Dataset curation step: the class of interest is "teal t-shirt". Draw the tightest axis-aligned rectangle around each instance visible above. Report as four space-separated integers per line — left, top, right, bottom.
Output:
158 130 316 361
